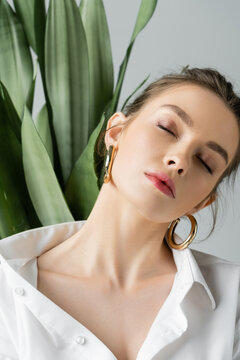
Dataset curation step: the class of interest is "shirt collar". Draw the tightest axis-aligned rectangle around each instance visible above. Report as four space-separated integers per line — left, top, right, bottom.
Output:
0 220 216 310
171 232 216 310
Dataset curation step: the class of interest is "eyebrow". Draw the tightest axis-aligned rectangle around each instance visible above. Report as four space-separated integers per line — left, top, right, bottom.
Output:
159 104 229 165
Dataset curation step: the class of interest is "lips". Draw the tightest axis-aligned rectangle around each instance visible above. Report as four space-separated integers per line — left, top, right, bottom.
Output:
144 171 176 198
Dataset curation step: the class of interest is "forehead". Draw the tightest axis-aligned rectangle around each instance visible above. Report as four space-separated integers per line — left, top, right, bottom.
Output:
144 84 233 121
140 84 239 160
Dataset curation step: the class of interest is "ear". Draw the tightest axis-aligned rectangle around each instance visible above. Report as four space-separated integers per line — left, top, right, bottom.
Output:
104 112 128 150
188 193 217 215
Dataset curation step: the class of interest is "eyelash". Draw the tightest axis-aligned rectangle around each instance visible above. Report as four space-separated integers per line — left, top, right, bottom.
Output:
157 124 213 174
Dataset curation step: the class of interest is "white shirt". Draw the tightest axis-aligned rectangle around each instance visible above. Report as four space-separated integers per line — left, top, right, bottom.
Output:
0 220 239 360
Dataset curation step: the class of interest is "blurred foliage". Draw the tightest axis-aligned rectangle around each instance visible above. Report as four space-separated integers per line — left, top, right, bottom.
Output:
0 0 158 238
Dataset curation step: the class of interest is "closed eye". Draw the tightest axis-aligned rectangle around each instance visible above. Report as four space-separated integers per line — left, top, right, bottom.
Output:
157 124 177 138
196 156 213 174
157 124 213 174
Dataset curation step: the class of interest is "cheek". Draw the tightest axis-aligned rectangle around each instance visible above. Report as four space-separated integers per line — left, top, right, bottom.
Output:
179 175 213 209
110 126 159 199
112 137 146 184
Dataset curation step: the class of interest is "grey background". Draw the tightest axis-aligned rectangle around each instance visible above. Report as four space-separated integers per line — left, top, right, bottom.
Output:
8 0 240 263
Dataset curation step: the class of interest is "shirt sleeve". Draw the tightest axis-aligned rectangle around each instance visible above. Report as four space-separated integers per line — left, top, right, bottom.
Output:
0 310 19 360
0 264 18 360
232 273 240 360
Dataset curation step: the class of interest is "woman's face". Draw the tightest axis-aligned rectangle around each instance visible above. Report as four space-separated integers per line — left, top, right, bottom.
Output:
105 84 239 223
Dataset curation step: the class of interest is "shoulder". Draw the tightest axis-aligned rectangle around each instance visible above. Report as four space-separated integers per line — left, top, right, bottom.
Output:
0 221 84 261
191 248 240 269
191 248 240 298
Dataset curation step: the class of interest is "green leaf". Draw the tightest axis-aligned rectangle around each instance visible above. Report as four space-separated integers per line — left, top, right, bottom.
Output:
120 73 150 112
0 81 21 144
45 0 90 185
26 57 38 113
13 0 38 52
79 0 114 138
11 0 46 83
33 0 46 96
0 0 33 118
34 104 54 166
110 0 158 115
64 113 108 220
130 0 158 43
21 106 74 226
0 94 40 238
19 0 46 112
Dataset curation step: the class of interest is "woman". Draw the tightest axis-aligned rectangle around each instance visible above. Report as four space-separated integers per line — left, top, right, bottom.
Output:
0 66 239 360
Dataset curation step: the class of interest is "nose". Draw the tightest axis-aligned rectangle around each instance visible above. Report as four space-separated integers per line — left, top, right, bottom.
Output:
163 153 189 175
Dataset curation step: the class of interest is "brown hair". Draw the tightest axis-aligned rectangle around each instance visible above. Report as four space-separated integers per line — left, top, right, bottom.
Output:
96 66 240 239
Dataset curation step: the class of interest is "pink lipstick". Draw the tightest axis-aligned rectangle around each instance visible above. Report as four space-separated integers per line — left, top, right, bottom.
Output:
144 171 176 198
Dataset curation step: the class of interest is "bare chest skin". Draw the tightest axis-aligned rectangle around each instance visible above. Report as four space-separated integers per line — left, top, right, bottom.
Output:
36 249 176 360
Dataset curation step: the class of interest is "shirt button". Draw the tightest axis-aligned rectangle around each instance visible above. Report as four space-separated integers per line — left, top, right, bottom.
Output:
15 287 25 296
75 335 86 345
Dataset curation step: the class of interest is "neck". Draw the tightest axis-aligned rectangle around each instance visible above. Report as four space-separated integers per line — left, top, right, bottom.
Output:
64 184 177 292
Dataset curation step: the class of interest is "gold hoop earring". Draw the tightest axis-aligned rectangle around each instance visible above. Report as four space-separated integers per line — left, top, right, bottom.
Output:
166 214 198 250
103 145 117 183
